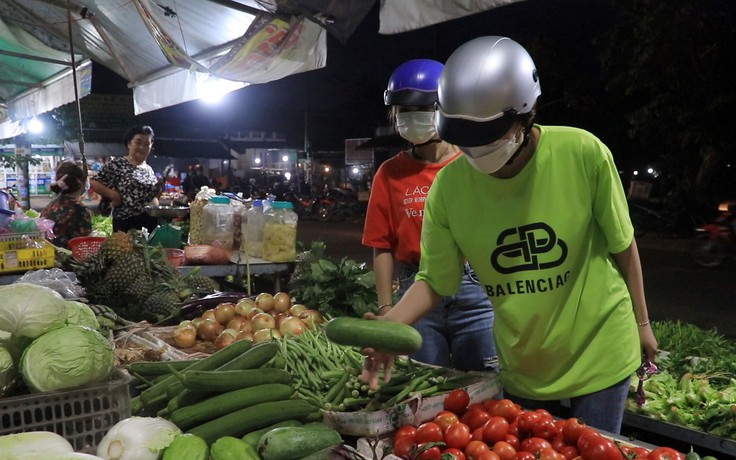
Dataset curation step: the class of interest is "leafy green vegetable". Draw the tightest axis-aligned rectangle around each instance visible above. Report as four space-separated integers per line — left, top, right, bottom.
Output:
627 320 736 439
64 301 100 330
0 283 68 339
288 241 379 318
20 325 114 392
0 345 15 396
92 214 113 236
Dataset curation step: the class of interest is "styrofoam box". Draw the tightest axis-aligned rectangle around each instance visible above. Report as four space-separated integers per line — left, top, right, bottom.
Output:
322 371 501 437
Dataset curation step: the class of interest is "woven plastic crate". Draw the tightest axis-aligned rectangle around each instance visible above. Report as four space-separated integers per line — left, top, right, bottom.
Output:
0 232 55 273
0 370 132 453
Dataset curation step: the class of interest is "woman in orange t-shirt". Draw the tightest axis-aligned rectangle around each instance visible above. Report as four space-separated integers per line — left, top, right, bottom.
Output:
362 59 497 372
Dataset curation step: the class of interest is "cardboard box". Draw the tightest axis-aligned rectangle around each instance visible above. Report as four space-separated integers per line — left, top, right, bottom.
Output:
322 372 501 437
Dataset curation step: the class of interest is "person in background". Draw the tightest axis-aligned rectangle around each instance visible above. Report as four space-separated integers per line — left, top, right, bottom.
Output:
41 161 92 248
361 37 658 434
182 164 211 201
90 125 160 233
362 59 497 372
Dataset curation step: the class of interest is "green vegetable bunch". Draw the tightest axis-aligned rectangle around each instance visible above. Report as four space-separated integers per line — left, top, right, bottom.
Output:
288 241 379 318
628 320 736 439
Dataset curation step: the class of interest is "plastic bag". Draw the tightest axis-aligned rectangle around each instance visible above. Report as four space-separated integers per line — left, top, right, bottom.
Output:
15 268 85 299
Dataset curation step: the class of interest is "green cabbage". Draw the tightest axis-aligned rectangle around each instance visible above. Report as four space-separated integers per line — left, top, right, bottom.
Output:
0 283 67 339
0 345 15 396
20 325 114 392
65 301 100 330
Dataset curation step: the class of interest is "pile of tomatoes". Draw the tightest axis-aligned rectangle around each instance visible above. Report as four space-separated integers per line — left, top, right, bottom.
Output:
390 389 687 460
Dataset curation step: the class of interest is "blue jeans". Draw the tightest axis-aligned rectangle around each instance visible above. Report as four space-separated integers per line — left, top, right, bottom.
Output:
398 262 497 372
504 377 631 434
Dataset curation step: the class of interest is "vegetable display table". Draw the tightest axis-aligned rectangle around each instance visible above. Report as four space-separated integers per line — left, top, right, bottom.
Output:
623 411 736 457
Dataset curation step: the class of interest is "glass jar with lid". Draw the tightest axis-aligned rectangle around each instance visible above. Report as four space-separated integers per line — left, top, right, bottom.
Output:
262 201 298 262
202 195 234 249
243 200 265 258
188 186 216 244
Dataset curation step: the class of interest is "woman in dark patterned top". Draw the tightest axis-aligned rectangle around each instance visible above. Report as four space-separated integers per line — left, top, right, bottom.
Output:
41 161 93 249
90 125 160 232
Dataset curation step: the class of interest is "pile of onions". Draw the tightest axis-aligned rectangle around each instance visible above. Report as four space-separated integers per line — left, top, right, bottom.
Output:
171 291 325 350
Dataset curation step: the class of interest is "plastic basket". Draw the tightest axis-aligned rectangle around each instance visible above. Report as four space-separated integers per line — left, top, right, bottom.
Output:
0 232 55 273
0 370 132 453
68 236 107 262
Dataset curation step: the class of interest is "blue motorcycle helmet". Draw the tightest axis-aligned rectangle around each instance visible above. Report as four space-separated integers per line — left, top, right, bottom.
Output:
384 59 444 106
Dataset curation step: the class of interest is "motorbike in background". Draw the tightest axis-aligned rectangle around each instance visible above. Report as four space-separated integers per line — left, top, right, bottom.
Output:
691 200 736 267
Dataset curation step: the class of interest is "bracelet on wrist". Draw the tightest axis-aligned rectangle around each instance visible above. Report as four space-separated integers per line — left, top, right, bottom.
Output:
637 320 650 327
378 303 393 310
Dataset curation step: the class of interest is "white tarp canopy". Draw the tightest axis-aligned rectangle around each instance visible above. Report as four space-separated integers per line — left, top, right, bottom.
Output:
0 0 328 138
0 0 524 140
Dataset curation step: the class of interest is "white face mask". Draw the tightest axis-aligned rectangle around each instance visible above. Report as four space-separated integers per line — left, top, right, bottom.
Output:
460 130 522 174
395 111 438 145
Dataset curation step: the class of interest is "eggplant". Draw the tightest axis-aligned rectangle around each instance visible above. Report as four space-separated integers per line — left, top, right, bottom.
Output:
178 291 251 320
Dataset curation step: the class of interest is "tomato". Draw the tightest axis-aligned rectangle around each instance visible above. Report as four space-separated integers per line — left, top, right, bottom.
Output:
472 427 484 441
465 409 492 431
394 425 418 442
648 447 685 460
531 418 558 441
561 417 587 444
445 422 472 450
538 447 565 460
442 447 467 460
575 427 602 453
513 452 535 460
482 416 510 444
483 398 500 413
519 437 552 455
503 434 520 451
417 444 442 460
464 440 491 460
491 441 517 460
549 435 567 453
579 435 625 460
392 436 415 459
478 451 501 460
434 411 461 433
507 419 519 438
534 408 554 421
491 399 521 423
416 422 444 444
468 403 487 413
626 446 651 458
445 388 471 414
516 411 541 436
558 445 579 460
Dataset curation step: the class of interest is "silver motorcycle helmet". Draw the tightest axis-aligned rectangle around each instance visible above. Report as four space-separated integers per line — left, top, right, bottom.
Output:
437 36 541 148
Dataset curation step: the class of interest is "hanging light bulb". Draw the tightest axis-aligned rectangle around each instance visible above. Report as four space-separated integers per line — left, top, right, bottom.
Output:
28 117 43 134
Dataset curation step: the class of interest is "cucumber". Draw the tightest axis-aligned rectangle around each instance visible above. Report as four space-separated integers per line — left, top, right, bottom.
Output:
241 420 303 450
182 368 292 392
170 383 294 430
210 436 259 460
323 317 423 354
217 341 279 371
162 433 209 460
138 339 253 406
187 399 316 445
257 426 343 460
127 359 200 376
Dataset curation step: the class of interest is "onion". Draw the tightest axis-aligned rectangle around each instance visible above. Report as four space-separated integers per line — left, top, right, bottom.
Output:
288 304 308 316
279 316 306 337
214 302 236 325
235 330 254 342
178 320 195 329
299 309 325 329
198 318 223 342
250 312 276 331
214 329 237 349
255 292 275 311
173 326 197 348
253 328 281 343
235 298 257 316
246 306 264 320
272 292 292 313
200 309 216 322
226 316 249 332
